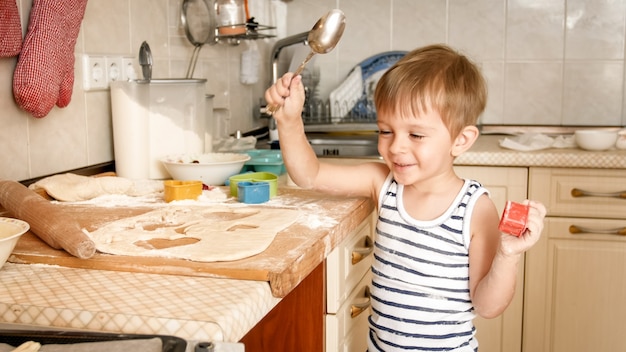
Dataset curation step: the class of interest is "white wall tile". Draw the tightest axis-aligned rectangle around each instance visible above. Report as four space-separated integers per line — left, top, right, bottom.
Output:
504 62 563 125
565 0 626 60
480 62 505 125
506 0 565 60
392 0 447 51
83 0 132 55
563 62 623 125
448 0 506 60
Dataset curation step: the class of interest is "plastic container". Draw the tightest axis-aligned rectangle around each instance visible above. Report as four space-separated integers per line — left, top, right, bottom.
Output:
242 150 286 174
237 181 270 204
228 171 278 198
111 79 207 179
163 180 203 202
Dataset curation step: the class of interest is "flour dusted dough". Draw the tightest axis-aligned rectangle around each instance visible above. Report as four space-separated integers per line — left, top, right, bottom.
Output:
29 173 163 201
88 206 301 262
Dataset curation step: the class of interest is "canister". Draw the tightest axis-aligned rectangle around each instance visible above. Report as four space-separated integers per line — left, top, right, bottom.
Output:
111 79 207 179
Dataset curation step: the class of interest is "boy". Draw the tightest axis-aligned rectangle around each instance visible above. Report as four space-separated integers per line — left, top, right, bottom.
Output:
265 44 546 351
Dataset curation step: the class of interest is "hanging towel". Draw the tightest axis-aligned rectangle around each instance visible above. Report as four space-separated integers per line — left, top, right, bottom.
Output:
0 0 23 57
12 0 88 118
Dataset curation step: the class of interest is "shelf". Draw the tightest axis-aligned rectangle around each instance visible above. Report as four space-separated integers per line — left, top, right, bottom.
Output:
215 23 276 45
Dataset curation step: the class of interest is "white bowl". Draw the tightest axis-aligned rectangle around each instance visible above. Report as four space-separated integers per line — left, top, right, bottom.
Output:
0 217 30 270
161 153 251 185
574 129 619 151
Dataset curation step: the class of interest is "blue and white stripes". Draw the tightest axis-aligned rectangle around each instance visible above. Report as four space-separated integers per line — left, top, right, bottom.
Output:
368 175 487 351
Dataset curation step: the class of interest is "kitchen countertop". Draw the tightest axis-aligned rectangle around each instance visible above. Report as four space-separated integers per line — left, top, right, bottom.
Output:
0 183 374 344
1 134 624 345
455 135 626 169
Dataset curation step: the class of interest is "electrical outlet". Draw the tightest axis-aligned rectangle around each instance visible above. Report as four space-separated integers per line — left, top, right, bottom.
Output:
82 55 107 91
105 56 123 84
121 57 138 81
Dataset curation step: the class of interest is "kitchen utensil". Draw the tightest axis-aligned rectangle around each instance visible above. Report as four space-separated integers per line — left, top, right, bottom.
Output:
111 79 208 179
0 217 29 269
181 0 215 78
215 0 247 35
242 149 285 174
328 51 407 121
163 180 203 202
161 153 251 185
574 129 619 151
237 181 270 204
195 342 215 352
139 41 153 81
0 180 96 259
228 171 278 198
266 9 346 115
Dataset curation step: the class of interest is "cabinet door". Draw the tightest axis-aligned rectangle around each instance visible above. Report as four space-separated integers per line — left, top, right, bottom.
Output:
455 166 528 352
523 217 626 352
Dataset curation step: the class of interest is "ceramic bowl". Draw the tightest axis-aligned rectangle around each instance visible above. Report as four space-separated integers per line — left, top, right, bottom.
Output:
161 153 251 185
0 217 30 270
574 129 619 151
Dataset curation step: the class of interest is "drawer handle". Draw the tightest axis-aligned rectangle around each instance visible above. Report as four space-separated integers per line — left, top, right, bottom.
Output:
351 286 371 318
351 236 373 265
569 225 626 236
571 188 626 199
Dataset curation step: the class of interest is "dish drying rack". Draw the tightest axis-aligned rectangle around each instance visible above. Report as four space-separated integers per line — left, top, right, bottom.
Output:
301 51 408 132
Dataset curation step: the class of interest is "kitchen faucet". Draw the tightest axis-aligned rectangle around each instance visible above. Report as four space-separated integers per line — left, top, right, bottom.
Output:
269 31 309 84
260 31 309 119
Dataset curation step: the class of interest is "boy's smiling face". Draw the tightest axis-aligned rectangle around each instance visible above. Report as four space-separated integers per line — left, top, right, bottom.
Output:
376 107 458 187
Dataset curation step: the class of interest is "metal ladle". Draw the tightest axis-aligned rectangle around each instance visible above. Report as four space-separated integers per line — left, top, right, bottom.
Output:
181 0 215 78
266 9 346 115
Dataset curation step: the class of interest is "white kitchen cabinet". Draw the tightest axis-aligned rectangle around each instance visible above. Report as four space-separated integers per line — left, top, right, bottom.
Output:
454 166 528 352
524 167 626 352
326 212 375 352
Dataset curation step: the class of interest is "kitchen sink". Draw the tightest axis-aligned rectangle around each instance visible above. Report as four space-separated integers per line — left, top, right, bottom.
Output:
307 133 379 158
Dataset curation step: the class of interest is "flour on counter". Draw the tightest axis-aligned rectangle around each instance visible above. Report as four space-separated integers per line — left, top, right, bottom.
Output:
63 187 229 208
297 212 338 229
87 206 302 262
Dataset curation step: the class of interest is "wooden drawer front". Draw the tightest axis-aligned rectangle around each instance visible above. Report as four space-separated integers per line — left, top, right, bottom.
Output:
523 217 626 352
325 272 372 352
529 168 626 219
544 217 626 241
327 212 374 314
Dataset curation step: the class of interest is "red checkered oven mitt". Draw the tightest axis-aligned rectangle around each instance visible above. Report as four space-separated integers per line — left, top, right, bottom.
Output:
13 0 88 118
0 0 23 57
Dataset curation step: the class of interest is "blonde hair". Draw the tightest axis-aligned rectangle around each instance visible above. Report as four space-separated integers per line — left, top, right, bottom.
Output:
374 44 487 138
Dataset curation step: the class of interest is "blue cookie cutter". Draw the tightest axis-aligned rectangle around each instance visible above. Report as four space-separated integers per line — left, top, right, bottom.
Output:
237 181 270 204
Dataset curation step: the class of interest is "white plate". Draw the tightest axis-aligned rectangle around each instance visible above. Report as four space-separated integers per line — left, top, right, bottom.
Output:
339 51 408 120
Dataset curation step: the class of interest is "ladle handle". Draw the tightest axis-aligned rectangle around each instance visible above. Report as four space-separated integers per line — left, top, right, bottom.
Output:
266 51 316 116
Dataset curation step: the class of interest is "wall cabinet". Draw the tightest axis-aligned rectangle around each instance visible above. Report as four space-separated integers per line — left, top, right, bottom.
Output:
455 166 528 352
523 167 626 352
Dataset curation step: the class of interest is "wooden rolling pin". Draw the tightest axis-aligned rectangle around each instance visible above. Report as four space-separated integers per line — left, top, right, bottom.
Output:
0 180 96 259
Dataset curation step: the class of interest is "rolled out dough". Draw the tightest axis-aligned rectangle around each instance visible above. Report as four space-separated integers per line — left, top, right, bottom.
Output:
87 205 302 262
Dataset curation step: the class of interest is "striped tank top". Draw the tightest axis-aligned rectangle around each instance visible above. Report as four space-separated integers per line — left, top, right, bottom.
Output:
368 174 488 351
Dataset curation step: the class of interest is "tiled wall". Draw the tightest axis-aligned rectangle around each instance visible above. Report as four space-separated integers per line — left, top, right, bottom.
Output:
1 0 625 182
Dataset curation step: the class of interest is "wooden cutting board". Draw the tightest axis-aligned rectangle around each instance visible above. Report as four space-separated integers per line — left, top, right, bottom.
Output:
5 187 373 298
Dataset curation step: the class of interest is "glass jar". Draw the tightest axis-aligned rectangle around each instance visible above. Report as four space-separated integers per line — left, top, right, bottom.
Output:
215 0 246 35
